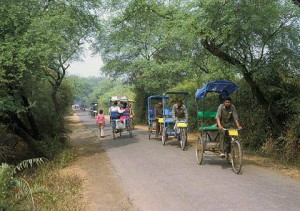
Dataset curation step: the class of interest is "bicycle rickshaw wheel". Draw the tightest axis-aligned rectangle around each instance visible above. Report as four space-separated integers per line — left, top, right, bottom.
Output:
161 128 167 146
179 128 187 151
148 121 152 140
231 139 242 174
196 136 204 165
129 119 133 138
112 128 116 139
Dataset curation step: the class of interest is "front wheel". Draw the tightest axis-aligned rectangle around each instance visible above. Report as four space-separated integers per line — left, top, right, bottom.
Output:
148 126 151 140
129 120 133 138
179 128 187 151
196 136 205 165
161 128 167 146
231 139 242 174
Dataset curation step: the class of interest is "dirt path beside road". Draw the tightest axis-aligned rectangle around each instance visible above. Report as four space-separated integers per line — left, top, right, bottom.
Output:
64 114 133 211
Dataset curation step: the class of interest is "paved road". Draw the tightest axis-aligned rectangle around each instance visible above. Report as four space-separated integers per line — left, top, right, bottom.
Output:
77 111 300 211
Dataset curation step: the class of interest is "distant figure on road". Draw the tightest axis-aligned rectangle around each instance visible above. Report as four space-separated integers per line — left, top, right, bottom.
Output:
96 109 105 138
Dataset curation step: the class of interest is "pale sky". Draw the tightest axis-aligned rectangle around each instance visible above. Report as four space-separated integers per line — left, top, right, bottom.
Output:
67 48 104 77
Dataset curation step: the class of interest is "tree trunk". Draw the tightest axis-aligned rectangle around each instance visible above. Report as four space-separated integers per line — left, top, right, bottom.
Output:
9 125 46 158
20 89 40 139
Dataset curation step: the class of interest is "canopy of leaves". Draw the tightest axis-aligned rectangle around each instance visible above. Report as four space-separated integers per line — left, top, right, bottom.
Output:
0 0 101 157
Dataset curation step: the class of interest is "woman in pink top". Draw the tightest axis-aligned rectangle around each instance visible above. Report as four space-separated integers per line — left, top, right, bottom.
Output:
96 109 105 138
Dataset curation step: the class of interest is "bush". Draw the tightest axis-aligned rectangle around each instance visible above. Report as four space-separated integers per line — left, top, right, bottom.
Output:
35 135 69 160
0 159 46 210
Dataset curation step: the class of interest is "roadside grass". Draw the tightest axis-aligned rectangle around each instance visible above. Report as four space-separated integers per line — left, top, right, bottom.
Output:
23 146 84 210
136 124 300 180
243 151 300 180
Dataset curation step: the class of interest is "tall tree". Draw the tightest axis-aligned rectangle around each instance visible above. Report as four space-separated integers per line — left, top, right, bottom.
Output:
0 0 101 156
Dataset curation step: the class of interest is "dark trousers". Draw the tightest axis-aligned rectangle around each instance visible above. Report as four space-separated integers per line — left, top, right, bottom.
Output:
155 119 160 136
219 125 232 153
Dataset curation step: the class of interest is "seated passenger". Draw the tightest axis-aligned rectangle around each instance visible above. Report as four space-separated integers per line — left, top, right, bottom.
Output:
109 101 120 119
119 102 131 121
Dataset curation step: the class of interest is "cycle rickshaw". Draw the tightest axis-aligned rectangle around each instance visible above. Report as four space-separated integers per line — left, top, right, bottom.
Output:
109 96 133 139
90 102 98 118
160 91 189 150
195 80 242 174
147 95 165 140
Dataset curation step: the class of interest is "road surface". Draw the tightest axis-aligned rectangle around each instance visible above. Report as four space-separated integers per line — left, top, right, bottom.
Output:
77 111 300 211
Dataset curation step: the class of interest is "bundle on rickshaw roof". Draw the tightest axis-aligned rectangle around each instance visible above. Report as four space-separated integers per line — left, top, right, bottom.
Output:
110 96 128 102
195 80 238 101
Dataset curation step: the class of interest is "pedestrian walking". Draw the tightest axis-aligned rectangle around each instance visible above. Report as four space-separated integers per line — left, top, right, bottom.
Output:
96 109 105 138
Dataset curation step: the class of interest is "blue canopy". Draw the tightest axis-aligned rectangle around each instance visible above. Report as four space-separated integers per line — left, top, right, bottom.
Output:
195 80 238 101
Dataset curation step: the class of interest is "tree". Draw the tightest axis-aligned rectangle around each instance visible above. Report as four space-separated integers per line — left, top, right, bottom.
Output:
0 0 101 157
188 0 299 131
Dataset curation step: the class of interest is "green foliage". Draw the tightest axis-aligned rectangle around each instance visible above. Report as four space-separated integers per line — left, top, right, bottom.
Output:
0 0 101 158
0 159 46 210
68 76 135 113
35 136 68 160
97 0 300 161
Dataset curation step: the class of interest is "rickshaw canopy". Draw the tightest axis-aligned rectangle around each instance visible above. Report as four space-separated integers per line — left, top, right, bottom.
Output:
148 95 168 100
195 80 238 101
164 91 189 96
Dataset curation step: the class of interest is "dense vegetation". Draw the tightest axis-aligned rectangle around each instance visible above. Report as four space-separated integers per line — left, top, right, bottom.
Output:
67 76 135 112
0 0 299 208
96 0 299 162
0 0 100 161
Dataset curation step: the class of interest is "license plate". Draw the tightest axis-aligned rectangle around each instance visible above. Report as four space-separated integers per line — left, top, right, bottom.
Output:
228 129 238 136
177 122 188 128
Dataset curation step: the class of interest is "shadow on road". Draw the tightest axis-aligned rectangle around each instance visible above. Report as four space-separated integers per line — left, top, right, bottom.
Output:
201 154 232 170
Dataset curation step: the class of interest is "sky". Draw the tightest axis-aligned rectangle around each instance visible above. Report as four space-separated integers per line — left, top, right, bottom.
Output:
67 48 104 77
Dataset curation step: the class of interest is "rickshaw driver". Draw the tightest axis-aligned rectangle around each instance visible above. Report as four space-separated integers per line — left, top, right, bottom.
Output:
154 101 163 138
172 100 188 134
216 96 242 158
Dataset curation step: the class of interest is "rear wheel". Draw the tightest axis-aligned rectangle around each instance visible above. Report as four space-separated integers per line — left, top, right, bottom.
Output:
196 136 205 165
231 139 242 174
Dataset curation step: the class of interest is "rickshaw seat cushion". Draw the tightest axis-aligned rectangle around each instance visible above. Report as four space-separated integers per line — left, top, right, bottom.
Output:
121 111 130 116
198 111 217 118
164 118 174 123
199 125 219 131
163 109 172 117
149 109 155 115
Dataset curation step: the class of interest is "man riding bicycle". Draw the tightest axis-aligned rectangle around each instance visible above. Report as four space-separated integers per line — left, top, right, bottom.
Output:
172 100 188 134
154 101 163 138
216 96 242 158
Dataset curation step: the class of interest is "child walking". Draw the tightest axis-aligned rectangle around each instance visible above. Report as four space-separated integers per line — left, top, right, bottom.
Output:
96 109 105 138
